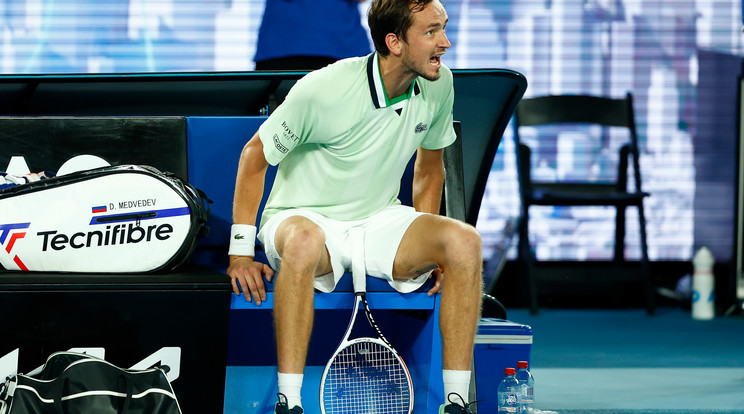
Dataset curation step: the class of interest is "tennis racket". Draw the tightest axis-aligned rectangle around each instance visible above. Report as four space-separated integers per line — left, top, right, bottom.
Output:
319 227 414 414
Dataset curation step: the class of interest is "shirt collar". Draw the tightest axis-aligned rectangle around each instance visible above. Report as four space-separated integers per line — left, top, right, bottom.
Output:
367 53 421 110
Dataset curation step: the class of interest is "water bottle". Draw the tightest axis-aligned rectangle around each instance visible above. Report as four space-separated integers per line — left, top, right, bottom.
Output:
692 246 715 320
515 361 534 414
498 367 520 413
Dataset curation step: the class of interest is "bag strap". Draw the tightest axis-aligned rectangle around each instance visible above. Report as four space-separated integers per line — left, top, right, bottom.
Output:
0 376 15 406
121 373 133 414
163 170 213 238
191 186 212 238
52 377 69 413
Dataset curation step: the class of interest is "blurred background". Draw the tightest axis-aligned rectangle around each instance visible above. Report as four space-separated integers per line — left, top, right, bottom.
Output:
1 0 743 312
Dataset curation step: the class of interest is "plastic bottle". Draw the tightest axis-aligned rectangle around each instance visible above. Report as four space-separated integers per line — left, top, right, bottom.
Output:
692 246 715 320
498 367 520 413
515 361 534 414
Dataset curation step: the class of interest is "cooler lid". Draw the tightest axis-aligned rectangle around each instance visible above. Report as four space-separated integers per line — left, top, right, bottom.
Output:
475 317 533 344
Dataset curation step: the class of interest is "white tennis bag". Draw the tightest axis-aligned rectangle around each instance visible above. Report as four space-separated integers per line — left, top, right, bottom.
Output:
0 165 210 273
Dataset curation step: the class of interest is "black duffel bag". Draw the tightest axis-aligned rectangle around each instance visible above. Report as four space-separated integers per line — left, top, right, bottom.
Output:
0 352 181 414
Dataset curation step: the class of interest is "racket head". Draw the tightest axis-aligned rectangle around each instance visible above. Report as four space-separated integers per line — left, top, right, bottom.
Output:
320 337 413 414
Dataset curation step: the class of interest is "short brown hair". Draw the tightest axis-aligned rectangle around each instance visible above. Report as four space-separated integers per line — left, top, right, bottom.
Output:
368 0 433 56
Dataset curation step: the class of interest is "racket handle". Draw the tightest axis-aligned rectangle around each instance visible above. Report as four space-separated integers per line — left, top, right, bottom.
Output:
349 227 366 294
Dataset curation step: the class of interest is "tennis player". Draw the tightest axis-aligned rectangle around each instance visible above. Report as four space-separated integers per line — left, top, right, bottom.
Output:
228 1 482 413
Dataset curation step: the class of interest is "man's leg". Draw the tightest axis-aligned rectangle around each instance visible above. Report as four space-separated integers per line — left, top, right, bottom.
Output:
394 214 483 404
272 216 333 409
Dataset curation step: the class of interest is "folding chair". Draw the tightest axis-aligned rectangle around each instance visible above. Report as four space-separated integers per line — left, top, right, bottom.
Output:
513 92 655 315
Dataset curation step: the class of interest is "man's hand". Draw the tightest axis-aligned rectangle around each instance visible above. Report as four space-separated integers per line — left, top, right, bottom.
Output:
227 256 275 305
427 268 444 296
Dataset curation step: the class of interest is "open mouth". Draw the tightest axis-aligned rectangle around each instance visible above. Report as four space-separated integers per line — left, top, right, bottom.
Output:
430 55 442 68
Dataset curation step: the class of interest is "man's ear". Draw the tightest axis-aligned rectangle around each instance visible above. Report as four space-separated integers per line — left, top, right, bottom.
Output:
386 33 403 56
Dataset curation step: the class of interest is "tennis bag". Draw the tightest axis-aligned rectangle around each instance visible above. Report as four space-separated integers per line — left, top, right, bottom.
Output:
0 352 181 414
0 165 210 273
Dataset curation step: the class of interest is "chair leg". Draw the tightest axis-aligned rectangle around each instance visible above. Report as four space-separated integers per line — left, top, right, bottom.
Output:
518 214 539 315
638 203 655 315
614 205 626 262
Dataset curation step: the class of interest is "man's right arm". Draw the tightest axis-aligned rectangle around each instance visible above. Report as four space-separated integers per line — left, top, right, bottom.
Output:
227 131 275 305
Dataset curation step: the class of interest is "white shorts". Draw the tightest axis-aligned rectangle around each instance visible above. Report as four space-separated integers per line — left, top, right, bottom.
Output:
257 205 433 293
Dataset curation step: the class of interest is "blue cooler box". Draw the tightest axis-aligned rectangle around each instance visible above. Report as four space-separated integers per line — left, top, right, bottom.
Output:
473 318 533 414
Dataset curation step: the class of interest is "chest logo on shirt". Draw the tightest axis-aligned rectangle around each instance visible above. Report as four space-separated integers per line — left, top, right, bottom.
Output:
273 134 289 154
415 123 429 134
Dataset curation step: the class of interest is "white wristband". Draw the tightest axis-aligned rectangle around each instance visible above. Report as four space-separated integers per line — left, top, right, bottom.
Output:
228 224 257 257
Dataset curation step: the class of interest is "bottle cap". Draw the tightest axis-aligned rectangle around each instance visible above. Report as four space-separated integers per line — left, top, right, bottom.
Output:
517 361 529 369
505 367 516 375
693 246 714 272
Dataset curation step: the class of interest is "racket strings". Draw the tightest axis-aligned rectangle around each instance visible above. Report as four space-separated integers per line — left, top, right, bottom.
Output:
322 341 411 414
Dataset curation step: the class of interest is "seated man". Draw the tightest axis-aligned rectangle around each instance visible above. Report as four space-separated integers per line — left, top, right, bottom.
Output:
227 1 483 413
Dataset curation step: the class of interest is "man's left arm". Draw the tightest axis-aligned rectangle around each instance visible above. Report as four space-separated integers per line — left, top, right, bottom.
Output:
412 146 445 215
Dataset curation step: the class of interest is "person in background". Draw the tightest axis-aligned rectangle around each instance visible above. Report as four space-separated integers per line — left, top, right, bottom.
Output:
231 1 482 413
254 0 372 70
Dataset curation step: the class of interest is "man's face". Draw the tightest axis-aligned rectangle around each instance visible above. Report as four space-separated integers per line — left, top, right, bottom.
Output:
400 0 451 81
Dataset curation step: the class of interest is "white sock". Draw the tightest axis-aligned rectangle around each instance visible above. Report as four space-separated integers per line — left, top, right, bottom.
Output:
277 372 303 409
442 369 471 406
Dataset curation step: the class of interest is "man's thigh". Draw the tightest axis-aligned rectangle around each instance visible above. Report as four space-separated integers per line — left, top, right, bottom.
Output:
359 205 432 292
393 213 465 277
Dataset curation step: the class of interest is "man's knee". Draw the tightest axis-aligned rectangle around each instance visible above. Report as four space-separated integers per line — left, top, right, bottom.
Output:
276 216 326 259
445 221 482 262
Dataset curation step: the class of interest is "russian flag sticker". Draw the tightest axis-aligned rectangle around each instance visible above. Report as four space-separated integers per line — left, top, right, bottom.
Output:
91 205 107 213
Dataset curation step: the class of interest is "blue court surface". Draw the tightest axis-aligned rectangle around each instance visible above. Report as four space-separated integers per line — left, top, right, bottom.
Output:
509 308 744 414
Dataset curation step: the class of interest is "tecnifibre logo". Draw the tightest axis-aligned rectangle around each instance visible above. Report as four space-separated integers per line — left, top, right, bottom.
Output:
0 222 31 270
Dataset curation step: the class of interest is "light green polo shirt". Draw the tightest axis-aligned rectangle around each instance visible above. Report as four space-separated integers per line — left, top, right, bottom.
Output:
258 53 456 227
